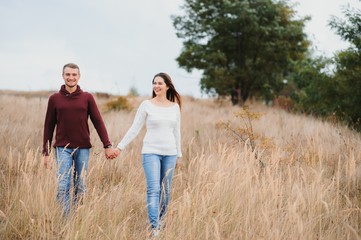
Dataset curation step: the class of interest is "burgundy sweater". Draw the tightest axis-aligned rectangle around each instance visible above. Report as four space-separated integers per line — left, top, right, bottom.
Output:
42 85 111 155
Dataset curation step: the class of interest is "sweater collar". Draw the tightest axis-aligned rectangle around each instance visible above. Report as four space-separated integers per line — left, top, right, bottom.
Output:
59 85 83 96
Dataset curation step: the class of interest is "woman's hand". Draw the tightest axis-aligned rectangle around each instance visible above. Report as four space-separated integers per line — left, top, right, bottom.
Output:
176 157 183 169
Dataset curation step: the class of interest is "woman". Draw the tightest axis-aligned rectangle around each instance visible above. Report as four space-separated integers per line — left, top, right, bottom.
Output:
113 72 182 236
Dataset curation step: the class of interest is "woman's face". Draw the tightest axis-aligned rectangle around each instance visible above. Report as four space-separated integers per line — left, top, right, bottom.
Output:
152 76 169 96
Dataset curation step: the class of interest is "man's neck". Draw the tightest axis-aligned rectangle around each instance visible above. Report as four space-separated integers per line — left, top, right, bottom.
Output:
65 85 77 94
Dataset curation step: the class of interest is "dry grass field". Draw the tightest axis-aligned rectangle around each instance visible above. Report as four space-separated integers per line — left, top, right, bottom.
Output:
0 90 360 239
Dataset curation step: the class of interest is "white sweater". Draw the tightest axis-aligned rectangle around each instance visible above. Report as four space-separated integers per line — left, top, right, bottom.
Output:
117 100 182 157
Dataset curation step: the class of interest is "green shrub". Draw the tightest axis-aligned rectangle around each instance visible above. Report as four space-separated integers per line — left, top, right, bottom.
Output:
106 96 132 111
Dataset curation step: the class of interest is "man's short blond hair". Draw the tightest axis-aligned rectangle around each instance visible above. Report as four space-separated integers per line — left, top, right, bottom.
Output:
62 63 80 75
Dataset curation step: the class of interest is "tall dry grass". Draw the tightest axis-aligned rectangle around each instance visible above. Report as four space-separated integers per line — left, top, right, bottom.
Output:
0 91 360 239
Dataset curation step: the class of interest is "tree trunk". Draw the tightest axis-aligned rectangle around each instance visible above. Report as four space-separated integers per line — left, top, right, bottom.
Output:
231 88 240 105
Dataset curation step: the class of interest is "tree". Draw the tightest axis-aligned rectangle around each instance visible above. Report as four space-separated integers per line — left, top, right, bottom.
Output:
289 5 361 130
328 5 361 129
172 0 309 104
289 56 340 115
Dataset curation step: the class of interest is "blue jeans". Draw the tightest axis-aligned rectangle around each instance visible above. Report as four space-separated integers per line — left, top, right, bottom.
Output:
142 154 177 229
55 147 89 217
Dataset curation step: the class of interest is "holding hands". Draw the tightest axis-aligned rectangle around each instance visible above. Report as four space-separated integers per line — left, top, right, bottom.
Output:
105 147 121 160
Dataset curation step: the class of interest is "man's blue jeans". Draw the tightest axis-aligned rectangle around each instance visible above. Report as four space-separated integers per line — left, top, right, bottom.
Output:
142 154 177 229
55 147 89 217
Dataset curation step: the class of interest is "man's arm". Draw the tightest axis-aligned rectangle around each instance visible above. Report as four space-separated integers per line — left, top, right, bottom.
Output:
43 96 56 155
87 94 112 155
42 96 56 168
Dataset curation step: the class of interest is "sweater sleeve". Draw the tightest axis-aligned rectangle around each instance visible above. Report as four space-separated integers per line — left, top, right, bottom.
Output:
42 96 56 156
174 105 182 157
117 101 147 150
88 94 111 148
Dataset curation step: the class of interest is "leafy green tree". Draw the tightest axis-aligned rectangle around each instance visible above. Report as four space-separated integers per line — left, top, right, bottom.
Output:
290 5 361 130
329 5 361 129
289 56 337 115
172 0 309 104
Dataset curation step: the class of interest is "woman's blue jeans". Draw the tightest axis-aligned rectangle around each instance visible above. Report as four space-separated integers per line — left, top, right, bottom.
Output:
55 147 89 217
142 154 177 229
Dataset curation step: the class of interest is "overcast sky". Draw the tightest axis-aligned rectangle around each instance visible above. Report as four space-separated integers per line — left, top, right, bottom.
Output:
0 0 360 98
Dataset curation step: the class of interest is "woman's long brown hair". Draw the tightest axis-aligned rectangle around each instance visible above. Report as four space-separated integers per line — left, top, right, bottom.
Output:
152 72 182 110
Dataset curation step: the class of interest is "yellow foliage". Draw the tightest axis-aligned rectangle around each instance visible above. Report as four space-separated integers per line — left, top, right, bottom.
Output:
106 96 132 112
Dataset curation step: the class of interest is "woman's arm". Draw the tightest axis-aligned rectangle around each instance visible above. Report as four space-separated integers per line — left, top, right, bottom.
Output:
116 101 147 150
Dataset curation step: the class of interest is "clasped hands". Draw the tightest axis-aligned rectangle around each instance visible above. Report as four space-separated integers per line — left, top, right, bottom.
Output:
105 147 121 160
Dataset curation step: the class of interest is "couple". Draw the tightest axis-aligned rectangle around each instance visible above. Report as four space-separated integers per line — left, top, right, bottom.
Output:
42 63 182 236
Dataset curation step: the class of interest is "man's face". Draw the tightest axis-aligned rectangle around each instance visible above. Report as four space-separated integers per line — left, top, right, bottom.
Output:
63 67 80 89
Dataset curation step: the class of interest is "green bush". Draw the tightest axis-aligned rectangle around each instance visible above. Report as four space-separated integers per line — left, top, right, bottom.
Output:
106 96 132 112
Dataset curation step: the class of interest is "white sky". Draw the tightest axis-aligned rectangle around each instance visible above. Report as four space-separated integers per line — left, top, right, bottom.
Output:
0 0 360 97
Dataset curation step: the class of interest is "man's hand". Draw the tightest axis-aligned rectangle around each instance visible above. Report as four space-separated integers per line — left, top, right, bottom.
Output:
43 155 52 169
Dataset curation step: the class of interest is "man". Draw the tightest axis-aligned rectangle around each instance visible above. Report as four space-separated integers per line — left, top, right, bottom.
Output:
42 63 116 217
